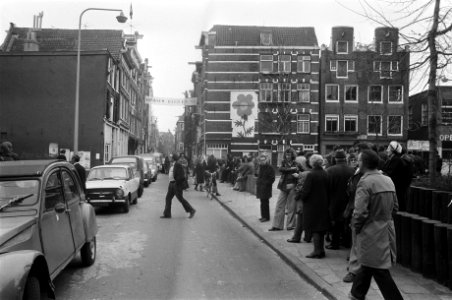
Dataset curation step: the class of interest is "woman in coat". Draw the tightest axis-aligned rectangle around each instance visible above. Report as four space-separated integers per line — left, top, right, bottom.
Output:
256 154 275 222
298 154 330 258
269 148 299 231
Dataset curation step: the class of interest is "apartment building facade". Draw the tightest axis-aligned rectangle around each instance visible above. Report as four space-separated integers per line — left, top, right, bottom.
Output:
319 26 410 153
0 23 152 167
195 25 320 165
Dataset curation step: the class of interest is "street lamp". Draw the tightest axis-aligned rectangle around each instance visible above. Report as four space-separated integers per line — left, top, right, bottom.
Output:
74 8 127 153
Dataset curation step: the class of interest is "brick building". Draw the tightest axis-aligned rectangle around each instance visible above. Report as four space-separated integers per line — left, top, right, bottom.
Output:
408 86 452 164
0 23 152 167
319 26 410 153
195 25 320 165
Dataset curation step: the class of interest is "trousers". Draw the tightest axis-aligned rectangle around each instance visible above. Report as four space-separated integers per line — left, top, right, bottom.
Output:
351 265 403 300
163 182 194 217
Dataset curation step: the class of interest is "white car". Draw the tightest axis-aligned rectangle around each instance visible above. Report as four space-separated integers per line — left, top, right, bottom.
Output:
85 165 140 213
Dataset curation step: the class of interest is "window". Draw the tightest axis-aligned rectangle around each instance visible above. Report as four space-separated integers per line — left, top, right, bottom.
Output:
344 115 358 132
337 60 348 78
260 55 273 73
380 41 393 54
380 61 392 78
368 86 382 103
388 85 403 103
368 115 382 135
387 115 402 135
326 85 339 102
260 83 273 102
278 55 291 73
297 114 310 133
45 172 64 210
337 41 348 54
409 107 415 129
297 83 310 102
62 170 79 201
260 32 272 46
297 56 311 73
278 83 291 102
421 104 428 126
330 60 337 71
325 115 339 132
345 85 358 102
442 97 452 125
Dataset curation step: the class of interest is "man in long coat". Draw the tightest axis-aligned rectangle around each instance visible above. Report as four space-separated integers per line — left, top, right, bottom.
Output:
350 150 403 300
326 150 354 249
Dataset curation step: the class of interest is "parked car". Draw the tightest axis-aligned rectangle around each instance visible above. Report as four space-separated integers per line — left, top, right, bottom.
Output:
142 161 152 187
0 160 98 300
139 154 158 182
85 165 139 213
108 155 144 197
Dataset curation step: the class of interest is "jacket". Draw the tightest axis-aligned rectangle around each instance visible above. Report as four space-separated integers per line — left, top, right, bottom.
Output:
353 170 398 269
298 166 330 232
256 164 275 200
173 162 186 187
326 161 354 221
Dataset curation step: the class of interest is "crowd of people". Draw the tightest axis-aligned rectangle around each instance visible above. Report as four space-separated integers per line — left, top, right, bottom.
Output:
252 142 411 300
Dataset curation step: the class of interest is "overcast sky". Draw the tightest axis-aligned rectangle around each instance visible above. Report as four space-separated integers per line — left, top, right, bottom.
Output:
0 0 434 132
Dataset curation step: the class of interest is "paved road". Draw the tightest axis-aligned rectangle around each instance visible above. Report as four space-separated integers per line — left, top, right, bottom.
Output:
53 174 326 299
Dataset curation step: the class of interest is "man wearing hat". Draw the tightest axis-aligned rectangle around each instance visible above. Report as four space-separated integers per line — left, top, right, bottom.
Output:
326 149 354 250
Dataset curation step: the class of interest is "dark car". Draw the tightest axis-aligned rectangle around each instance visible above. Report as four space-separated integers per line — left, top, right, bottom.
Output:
0 160 98 300
108 155 145 197
139 154 158 182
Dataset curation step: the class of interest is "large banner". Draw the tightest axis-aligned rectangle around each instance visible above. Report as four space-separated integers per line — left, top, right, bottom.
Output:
146 97 197 106
230 91 257 138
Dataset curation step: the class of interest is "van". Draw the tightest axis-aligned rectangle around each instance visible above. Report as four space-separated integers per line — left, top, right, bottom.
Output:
108 155 145 197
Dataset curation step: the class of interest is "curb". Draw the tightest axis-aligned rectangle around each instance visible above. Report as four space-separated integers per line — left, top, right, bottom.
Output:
212 193 348 300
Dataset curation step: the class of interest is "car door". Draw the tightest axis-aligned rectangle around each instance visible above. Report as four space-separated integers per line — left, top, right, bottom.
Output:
40 169 76 277
129 167 139 193
61 169 85 250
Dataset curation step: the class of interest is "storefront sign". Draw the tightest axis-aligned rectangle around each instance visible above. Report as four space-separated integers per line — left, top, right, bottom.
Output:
439 134 452 141
407 140 430 151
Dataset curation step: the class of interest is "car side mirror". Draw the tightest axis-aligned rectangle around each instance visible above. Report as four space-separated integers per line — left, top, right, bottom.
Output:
54 202 66 214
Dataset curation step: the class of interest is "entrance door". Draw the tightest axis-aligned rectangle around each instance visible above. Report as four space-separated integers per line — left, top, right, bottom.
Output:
41 170 76 277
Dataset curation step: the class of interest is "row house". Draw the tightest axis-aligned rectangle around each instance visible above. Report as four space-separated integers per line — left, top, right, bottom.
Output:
195 25 320 165
0 22 152 167
320 26 410 153
408 86 452 165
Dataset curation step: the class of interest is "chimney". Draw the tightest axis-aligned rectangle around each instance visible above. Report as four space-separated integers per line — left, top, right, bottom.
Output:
24 12 43 51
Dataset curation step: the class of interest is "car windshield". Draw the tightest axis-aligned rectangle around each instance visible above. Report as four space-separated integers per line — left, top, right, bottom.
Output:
87 167 128 180
0 180 39 211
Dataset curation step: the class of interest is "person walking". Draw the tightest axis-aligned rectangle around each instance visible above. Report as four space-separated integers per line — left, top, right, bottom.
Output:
178 153 189 190
193 156 205 192
269 148 299 231
326 149 354 250
297 154 329 258
71 154 86 192
343 142 371 282
256 153 275 222
161 153 196 219
349 150 403 300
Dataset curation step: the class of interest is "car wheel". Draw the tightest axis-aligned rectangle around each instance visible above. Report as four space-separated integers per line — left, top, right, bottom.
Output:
138 185 144 197
144 181 150 187
23 275 41 300
123 195 130 213
132 193 138 205
81 236 96 266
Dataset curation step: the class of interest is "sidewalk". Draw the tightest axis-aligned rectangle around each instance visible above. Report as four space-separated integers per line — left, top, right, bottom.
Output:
212 179 452 300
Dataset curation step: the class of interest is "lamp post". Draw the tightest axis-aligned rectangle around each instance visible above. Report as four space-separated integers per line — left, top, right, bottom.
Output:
74 8 127 153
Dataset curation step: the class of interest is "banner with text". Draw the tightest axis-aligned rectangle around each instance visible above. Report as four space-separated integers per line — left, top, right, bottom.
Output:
146 97 197 106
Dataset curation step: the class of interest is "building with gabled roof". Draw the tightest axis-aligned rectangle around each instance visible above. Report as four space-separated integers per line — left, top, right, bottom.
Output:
0 21 152 167
194 25 320 165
